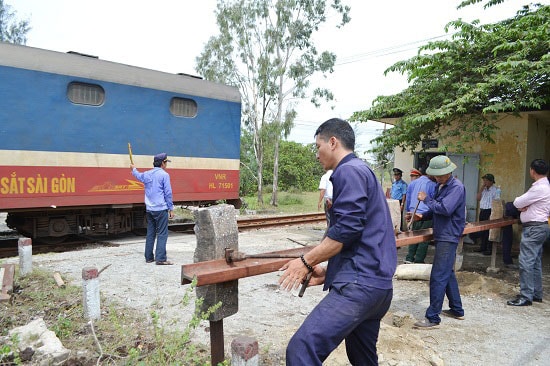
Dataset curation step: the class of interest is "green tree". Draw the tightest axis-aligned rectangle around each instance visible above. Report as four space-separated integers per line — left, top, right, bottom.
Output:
350 2 549 157
0 0 30 44
263 140 324 191
196 0 349 206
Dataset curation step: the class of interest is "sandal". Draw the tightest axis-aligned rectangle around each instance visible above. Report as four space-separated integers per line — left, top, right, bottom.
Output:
155 261 174 265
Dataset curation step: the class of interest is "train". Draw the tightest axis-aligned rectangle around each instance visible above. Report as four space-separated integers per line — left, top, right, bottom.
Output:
0 42 241 242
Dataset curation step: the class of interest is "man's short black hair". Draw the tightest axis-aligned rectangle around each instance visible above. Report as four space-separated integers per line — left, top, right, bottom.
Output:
314 118 355 151
530 159 549 175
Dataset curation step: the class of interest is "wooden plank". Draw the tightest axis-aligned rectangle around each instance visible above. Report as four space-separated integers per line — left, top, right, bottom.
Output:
181 218 520 287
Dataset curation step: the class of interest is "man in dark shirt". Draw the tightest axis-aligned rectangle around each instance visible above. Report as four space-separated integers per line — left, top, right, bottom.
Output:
279 118 397 365
414 155 466 328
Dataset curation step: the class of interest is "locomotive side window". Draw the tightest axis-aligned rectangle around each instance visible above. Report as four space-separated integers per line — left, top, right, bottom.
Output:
170 97 197 117
67 82 105 106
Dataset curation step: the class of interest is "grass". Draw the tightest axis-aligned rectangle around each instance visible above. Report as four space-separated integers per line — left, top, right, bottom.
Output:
240 190 320 215
0 269 224 365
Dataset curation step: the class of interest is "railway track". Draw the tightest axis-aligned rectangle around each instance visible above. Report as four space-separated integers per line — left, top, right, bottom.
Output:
0 213 327 258
168 212 326 233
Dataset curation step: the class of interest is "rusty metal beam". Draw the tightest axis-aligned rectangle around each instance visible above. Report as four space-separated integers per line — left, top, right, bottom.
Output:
181 218 519 287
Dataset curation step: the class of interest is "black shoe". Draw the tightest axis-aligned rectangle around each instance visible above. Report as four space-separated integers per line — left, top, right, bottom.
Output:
533 297 543 303
441 309 465 320
507 297 532 306
474 248 485 253
413 319 440 328
483 251 492 256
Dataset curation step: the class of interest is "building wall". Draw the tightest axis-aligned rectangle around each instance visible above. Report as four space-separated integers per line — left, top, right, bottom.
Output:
394 112 550 204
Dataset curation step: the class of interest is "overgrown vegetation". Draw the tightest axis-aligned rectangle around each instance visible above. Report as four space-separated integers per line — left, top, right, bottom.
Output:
0 269 225 365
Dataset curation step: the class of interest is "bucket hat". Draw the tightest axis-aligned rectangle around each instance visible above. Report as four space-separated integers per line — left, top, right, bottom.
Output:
426 155 457 176
482 173 495 183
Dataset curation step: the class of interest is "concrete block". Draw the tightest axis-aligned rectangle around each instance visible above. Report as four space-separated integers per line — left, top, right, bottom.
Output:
193 204 239 321
82 266 100 320
18 237 32 276
231 336 259 366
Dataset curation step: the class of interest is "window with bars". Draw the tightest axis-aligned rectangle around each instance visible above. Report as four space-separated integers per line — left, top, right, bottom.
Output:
67 82 105 106
170 97 197 118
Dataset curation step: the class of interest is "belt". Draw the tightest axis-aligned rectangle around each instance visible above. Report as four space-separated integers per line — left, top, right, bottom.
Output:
522 221 547 227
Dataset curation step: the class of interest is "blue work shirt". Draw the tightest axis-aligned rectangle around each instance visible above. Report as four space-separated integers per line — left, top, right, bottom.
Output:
423 175 466 243
405 175 436 215
325 153 397 291
391 179 407 201
132 167 174 212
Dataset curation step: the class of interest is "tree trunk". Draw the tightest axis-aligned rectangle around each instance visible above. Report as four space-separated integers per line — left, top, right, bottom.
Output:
270 138 280 207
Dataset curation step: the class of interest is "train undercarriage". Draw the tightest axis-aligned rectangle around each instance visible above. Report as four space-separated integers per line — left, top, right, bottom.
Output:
5 207 147 243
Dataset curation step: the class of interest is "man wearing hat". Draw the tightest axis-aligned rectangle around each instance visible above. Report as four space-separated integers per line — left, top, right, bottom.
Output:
404 167 436 264
390 168 407 210
131 153 174 265
414 155 466 328
472 173 498 255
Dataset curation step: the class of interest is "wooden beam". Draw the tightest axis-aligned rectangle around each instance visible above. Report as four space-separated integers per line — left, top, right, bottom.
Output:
181 218 519 287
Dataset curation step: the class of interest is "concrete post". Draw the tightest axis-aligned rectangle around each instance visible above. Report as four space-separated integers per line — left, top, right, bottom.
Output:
193 204 239 365
18 238 32 276
193 204 239 320
82 267 100 320
231 336 259 366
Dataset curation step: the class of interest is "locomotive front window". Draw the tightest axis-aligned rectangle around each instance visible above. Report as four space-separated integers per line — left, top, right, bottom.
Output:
67 82 105 106
170 97 197 118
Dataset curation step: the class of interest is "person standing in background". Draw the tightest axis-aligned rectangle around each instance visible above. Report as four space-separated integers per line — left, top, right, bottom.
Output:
404 167 436 264
318 169 333 231
131 153 175 265
391 168 408 211
507 159 550 306
473 174 498 255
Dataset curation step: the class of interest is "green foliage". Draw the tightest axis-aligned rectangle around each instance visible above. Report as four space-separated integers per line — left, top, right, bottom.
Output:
263 140 324 191
0 0 30 44
197 0 349 204
350 3 549 157
0 268 222 365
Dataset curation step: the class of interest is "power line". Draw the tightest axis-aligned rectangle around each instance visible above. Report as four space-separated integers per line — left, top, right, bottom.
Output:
334 33 452 66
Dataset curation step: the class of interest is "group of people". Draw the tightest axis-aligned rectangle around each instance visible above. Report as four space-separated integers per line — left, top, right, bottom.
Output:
284 118 549 364
131 118 549 365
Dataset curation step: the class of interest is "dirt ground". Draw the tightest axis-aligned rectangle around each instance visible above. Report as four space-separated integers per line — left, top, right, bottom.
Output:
2 218 550 365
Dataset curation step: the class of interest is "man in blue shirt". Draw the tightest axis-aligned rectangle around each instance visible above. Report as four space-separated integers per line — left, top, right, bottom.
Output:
279 118 397 365
405 167 436 263
414 155 466 328
391 168 407 210
131 153 174 265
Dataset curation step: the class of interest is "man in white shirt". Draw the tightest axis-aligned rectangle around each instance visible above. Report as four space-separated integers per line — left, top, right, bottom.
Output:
473 173 498 255
318 170 333 233
507 159 550 306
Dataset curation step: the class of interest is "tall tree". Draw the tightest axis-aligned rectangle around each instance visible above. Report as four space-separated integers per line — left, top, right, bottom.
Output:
0 0 30 44
350 2 549 157
196 0 349 206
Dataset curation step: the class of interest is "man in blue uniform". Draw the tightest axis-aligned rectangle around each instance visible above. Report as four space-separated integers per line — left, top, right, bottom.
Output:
279 118 397 365
404 167 436 263
391 168 407 210
414 155 466 328
131 153 174 265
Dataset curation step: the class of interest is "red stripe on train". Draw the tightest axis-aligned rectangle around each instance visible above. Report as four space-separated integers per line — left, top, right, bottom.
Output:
0 166 239 209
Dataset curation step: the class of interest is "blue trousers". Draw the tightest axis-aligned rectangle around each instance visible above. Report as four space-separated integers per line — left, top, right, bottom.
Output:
519 225 549 300
286 283 392 366
145 210 169 262
426 241 464 323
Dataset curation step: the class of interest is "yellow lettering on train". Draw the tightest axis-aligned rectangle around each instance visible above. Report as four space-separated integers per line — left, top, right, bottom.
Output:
215 173 227 180
0 172 77 195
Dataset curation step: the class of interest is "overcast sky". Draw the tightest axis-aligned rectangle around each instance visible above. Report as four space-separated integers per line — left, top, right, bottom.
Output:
8 0 540 151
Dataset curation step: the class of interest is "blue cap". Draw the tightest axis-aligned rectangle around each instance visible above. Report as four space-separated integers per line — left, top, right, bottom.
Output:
154 153 171 162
